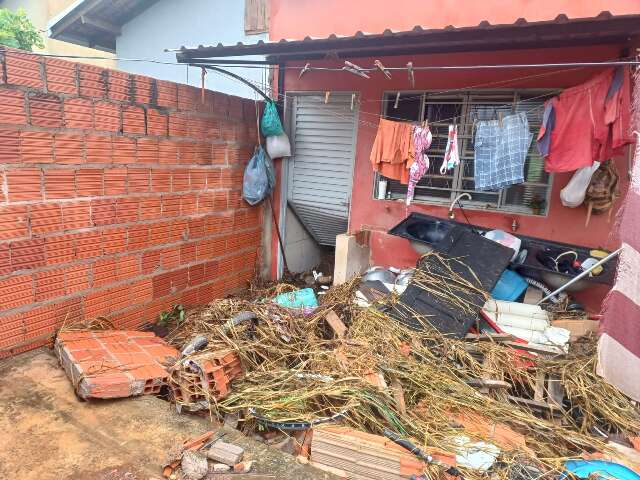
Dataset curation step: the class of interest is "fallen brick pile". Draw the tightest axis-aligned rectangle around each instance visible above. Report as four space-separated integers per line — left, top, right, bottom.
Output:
55 330 178 399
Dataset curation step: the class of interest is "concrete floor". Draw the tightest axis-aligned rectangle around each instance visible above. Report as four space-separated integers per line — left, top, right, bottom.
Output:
0 349 334 480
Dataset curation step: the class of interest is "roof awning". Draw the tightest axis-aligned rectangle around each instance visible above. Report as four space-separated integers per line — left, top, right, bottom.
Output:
175 12 640 64
48 0 159 52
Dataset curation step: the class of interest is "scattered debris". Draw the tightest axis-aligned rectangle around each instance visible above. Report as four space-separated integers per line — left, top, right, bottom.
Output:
324 310 347 339
233 460 255 473
159 259 640 480
53 250 640 480
162 431 216 479
211 463 231 473
180 450 208 480
207 440 244 466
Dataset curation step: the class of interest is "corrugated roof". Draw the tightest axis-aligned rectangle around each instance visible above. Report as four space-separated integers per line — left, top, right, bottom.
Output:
175 12 640 62
48 0 159 52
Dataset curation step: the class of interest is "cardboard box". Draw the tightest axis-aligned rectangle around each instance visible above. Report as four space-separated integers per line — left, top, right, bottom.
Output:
551 319 599 341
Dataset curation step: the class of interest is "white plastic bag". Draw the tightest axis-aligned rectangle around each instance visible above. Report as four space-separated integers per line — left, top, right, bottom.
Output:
560 161 600 207
266 133 291 159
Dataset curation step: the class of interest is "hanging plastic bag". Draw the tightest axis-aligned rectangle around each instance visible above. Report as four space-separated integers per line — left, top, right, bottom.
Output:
242 146 275 206
560 161 601 207
260 100 284 137
266 132 292 159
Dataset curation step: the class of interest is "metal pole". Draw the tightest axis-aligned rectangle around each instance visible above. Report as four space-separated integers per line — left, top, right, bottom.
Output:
536 247 623 305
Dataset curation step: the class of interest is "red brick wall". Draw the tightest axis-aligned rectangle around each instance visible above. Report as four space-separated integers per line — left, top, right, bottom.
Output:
0 49 262 358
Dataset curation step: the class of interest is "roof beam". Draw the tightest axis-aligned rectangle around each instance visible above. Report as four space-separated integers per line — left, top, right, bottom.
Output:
175 15 640 62
49 0 103 38
80 14 121 36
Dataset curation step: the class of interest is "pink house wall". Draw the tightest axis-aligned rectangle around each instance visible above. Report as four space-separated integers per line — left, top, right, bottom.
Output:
269 0 640 40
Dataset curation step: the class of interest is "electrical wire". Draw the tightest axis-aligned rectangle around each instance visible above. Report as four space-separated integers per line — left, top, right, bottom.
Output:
13 50 617 135
11 49 640 71
304 60 640 72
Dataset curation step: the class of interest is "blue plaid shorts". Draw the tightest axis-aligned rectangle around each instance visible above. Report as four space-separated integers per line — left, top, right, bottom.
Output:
474 112 533 191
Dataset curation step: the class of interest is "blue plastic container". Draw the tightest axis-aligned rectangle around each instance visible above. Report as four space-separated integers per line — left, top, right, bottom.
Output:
491 269 528 301
562 460 640 480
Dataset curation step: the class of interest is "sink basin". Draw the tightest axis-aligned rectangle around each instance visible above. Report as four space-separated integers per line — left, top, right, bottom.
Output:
406 221 452 245
388 213 456 253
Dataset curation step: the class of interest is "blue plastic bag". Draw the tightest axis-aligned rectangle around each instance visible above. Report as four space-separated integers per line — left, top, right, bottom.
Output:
273 288 319 309
260 100 284 137
242 146 276 206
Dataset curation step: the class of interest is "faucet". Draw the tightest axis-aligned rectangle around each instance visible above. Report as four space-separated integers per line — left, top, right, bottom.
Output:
448 193 472 219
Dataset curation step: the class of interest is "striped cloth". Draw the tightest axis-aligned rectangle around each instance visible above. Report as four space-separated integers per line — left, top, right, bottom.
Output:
597 67 640 401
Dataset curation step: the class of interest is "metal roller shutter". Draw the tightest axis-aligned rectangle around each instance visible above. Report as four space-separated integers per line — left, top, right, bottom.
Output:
288 94 358 246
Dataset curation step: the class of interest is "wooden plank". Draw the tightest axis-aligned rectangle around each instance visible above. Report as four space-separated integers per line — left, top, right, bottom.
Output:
325 310 347 339
547 374 565 407
507 395 562 413
501 341 566 357
466 378 512 390
464 333 514 342
533 371 546 402
390 377 406 415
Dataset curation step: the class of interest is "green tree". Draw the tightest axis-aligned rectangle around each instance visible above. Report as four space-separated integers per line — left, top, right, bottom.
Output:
0 8 44 51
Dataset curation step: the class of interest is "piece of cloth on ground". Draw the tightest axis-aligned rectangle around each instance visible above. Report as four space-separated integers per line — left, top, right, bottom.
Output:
370 118 415 184
474 112 533 191
538 67 633 173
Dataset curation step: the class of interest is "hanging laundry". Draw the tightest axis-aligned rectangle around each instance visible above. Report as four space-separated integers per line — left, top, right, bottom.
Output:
370 118 415 184
406 125 432 205
537 66 633 173
474 112 533 191
440 125 460 174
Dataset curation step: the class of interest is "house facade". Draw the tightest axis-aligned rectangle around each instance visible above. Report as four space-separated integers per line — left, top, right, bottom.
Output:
176 0 640 312
0 0 116 67
47 0 269 98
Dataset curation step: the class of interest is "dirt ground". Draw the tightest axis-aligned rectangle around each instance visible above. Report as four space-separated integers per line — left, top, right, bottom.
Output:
0 348 335 480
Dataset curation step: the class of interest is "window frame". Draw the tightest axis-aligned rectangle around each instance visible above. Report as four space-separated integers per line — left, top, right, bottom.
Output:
374 89 557 216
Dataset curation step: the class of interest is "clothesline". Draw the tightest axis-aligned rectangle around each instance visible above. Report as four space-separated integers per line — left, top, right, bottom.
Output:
300 59 640 76
211 59 626 139
230 71 559 134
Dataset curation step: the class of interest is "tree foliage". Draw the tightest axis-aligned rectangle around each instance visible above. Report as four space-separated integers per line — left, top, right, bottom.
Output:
0 8 44 51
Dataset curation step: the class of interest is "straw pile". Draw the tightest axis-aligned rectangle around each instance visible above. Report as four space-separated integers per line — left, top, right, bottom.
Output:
165 253 640 480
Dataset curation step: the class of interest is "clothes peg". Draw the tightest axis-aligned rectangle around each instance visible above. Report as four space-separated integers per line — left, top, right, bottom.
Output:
325 91 331 104
350 93 356 111
407 62 415 88
344 61 370 79
299 63 311 79
374 60 392 79
394 92 400 109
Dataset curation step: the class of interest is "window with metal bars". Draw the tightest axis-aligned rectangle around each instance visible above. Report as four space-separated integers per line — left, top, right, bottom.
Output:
375 90 556 215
